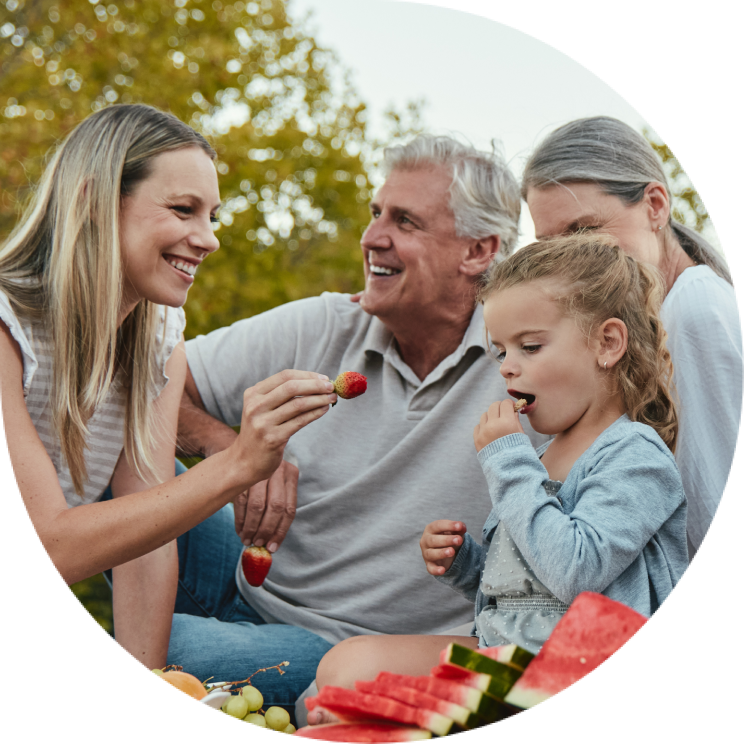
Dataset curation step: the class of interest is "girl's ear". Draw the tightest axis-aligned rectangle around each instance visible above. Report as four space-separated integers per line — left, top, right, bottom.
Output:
595 317 628 369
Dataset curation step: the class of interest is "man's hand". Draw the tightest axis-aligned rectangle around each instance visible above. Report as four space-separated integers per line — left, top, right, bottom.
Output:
473 399 525 452
234 459 299 552
420 520 467 576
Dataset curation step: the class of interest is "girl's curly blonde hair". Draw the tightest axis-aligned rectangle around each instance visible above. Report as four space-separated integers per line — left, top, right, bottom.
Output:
478 233 678 452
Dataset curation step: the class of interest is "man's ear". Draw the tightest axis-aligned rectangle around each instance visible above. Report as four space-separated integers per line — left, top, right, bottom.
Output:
460 235 500 278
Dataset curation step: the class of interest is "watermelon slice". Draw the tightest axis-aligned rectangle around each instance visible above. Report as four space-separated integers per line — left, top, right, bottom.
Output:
439 643 524 694
375 672 517 723
504 592 647 709
474 644 535 670
305 687 456 737
355 679 483 730
431 663 513 700
293 722 432 741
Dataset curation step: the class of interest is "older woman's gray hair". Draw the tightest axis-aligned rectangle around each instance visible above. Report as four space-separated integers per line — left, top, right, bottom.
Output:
521 116 731 283
381 134 521 260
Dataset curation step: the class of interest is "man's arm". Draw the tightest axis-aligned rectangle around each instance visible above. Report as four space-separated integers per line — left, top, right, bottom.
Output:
176 365 239 459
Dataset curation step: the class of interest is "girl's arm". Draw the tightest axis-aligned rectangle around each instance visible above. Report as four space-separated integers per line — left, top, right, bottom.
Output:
1 322 336 585
477 431 686 605
109 340 187 669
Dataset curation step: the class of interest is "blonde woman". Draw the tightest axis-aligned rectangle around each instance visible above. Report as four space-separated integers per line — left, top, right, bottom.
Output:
0 105 336 682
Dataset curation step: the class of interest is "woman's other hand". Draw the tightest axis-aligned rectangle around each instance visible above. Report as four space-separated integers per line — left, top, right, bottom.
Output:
420 520 467 576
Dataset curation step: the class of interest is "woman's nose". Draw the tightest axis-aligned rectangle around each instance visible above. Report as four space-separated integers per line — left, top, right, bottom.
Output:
193 217 221 254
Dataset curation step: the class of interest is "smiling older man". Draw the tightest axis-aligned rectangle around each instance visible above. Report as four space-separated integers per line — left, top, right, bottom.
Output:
170 134 550 716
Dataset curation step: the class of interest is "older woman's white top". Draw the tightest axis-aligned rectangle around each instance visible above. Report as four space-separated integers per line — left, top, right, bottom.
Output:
660 265 742 557
0 290 185 508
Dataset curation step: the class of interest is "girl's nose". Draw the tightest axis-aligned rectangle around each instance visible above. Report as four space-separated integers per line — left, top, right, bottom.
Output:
499 354 519 379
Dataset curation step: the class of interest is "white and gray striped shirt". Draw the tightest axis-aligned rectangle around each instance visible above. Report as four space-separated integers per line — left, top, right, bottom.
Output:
0 290 185 508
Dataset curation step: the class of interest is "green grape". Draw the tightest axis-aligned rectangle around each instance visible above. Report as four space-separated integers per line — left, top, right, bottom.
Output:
265 706 291 731
244 713 267 727
224 695 250 719
240 685 264 712
282 724 297 734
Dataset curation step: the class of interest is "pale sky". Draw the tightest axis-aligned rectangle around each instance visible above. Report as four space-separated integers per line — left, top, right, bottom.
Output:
289 0 651 246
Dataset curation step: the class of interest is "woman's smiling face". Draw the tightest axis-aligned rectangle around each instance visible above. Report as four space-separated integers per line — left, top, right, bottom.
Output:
483 279 602 436
118 146 221 321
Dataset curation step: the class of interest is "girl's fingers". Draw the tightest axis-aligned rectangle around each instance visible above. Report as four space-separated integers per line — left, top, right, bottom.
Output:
424 534 463 550
424 547 457 563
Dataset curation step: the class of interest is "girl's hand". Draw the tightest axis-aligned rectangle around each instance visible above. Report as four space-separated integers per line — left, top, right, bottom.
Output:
230 370 337 484
420 520 467 576
473 399 525 452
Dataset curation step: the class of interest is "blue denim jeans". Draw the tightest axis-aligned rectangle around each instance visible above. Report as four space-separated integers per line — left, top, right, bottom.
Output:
103 461 333 721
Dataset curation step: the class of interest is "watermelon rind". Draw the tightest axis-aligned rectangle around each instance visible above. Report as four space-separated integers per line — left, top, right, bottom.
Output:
431 663 515 700
293 722 432 741
307 687 456 737
476 644 535 670
441 643 523 697
376 673 517 724
503 592 647 710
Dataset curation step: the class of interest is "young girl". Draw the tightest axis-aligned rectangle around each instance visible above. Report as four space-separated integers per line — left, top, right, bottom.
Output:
311 232 688 697
0 104 336 672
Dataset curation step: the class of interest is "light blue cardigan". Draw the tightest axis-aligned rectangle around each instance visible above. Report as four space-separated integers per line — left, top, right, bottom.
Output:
438 416 689 621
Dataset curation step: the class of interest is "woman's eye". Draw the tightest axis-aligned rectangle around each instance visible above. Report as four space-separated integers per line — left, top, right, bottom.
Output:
210 214 220 225
172 205 192 216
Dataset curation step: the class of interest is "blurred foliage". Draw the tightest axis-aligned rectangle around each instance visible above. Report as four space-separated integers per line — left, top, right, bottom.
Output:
0 0 423 337
70 573 114 634
644 129 721 251
1 0 422 632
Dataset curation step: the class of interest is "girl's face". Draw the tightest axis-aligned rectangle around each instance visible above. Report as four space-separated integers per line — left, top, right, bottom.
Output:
118 146 221 321
483 280 606 437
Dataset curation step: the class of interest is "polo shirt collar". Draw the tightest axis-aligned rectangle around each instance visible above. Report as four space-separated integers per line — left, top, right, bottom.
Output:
362 302 487 385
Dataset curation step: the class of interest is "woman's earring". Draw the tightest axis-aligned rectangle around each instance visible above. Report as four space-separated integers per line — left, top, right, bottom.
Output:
603 361 607 370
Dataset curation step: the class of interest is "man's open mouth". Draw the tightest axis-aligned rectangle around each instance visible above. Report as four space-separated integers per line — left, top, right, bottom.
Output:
369 262 402 276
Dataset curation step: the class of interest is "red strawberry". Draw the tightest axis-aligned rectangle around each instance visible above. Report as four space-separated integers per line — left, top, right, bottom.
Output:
241 545 272 587
332 371 367 401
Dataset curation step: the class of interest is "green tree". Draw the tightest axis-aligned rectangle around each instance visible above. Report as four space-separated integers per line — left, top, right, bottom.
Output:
644 128 721 253
0 0 385 337
1 0 424 632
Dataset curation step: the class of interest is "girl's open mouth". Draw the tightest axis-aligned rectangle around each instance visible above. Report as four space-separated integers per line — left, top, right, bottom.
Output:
509 390 536 413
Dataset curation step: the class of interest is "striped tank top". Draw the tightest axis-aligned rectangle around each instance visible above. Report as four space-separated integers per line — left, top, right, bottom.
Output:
0 290 185 508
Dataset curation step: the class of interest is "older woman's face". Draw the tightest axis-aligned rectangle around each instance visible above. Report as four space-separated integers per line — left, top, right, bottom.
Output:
526 182 663 268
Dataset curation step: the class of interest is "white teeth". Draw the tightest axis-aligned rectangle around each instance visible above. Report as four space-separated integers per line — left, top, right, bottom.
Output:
369 263 400 276
167 258 197 276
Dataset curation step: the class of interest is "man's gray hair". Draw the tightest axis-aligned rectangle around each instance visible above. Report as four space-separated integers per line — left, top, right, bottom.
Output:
522 116 731 283
381 134 521 259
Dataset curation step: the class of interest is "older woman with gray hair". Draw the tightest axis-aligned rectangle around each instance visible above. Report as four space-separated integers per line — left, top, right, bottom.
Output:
522 116 741 559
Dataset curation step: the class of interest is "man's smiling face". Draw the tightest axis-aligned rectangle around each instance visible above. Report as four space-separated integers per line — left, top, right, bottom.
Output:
358 165 474 324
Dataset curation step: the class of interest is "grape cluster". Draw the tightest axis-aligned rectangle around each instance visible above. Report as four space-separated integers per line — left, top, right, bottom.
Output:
221 684 296 733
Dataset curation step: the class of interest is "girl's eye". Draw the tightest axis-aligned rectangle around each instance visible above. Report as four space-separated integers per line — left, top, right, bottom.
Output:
523 345 541 354
494 349 506 363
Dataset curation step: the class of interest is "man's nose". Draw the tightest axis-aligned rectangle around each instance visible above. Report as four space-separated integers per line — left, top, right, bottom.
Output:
361 217 393 251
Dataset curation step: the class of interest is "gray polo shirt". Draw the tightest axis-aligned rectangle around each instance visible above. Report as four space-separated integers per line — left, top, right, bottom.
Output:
186 292 550 644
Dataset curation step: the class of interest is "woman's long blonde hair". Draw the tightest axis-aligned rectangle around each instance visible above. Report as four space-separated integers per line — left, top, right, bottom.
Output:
479 233 678 452
0 104 216 494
